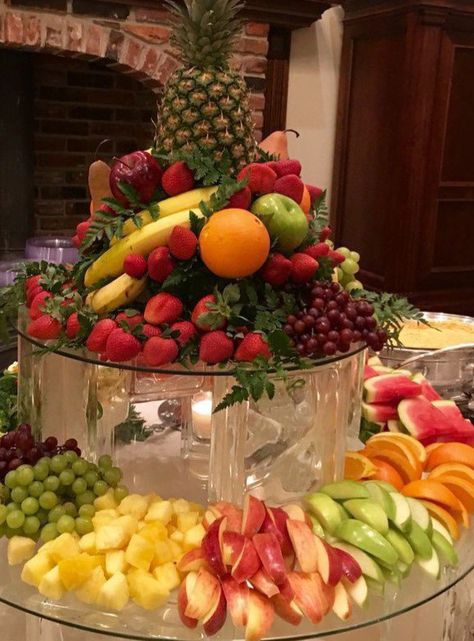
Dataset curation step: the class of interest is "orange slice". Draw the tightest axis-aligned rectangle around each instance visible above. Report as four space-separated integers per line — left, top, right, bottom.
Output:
425 443 474 471
420 500 460 540
429 463 474 484
425 443 444 457
365 438 420 470
363 447 422 484
344 452 377 481
433 475 474 513
368 433 427 464
370 458 404 491
402 479 465 512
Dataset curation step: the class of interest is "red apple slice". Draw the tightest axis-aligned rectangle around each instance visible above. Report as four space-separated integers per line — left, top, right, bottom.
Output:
241 495 266 538
203 509 218 530
177 548 209 573
313 536 343 587
245 590 275 641
334 547 362 583
253 532 287 585
178 572 198 628
278 577 295 602
287 571 324 624
184 567 220 620
332 582 352 620
269 507 293 555
286 519 318 573
282 504 306 521
250 568 280 598
284 551 296 571
202 584 227 636
271 594 303 626
202 517 227 577
343 575 368 607
221 575 249 627
232 538 261 583
311 572 335 614
221 531 245 567
212 501 243 532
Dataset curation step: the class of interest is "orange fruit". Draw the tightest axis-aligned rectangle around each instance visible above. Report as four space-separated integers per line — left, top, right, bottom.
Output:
362 447 422 483
369 458 404 491
433 475 474 513
429 463 474 484
425 443 444 457
368 433 427 465
344 452 377 480
425 443 474 471
420 501 460 540
401 479 465 512
300 187 311 215
365 437 420 470
199 208 270 278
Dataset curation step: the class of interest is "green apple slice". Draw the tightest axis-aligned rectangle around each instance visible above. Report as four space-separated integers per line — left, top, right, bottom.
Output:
371 480 398 494
308 513 326 539
320 480 369 500
335 519 398 566
431 530 458 567
406 521 433 560
397 560 411 577
336 502 350 520
365 576 385 596
382 566 401 586
343 499 389 535
364 481 396 521
304 492 342 534
416 547 440 579
431 518 453 545
332 541 385 583
385 528 415 565
389 493 412 532
406 497 432 535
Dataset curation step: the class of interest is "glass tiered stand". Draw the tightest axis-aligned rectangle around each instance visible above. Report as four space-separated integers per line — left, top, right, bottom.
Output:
1 307 473 641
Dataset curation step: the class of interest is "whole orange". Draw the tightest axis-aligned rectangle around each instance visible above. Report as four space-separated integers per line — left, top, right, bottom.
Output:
199 208 270 278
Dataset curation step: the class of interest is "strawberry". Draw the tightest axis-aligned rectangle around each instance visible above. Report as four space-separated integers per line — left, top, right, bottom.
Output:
191 295 226 331
65 312 81 339
144 292 183 325
170 320 196 346
237 163 276 194
142 336 179 366
235 333 271 362
162 161 195 196
28 315 62 340
199 330 234 364
148 247 175 283
123 254 147 279
303 242 330 259
319 226 332 242
143 324 161 338
274 175 304 203
228 186 252 210
290 253 319 283
29 291 52 320
307 184 323 205
115 310 144 329
26 275 42 293
328 249 345 265
272 159 302 178
168 226 198 261
86 318 117 353
26 285 44 308
76 220 91 244
260 253 292 287
72 235 80 249
97 203 116 216
105 328 142 363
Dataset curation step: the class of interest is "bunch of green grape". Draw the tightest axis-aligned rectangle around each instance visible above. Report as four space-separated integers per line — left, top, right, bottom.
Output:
334 247 364 293
0 453 127 542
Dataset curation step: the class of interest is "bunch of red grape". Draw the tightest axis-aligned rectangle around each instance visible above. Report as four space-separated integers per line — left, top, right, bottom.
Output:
284 281 387 357
0 424 80 482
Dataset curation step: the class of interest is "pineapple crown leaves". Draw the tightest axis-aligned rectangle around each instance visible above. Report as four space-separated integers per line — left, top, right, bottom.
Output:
166 0 244 67
198 283 243 329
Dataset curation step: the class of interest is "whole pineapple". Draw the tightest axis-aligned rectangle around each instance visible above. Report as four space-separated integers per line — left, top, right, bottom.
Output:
156 0 258 172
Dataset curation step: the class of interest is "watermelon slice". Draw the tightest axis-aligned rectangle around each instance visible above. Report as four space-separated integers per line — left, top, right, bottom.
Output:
372 365 396 375
411 373 441 401
388 420 407 433
432 400 474 444
364 374 422 404
364 365 380 380
362 401 398 423
398 397 454 442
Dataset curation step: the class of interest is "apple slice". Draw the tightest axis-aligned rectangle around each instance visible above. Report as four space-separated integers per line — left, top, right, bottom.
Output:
278 577 295 602
312 571 335 614
332 582 352 620
271 594 303 626
343 575 368 607
267 507 293 555
313 535 343 586
184 567 220 620
203 510 218 530
221 575 248 627
245 590 275 641
333 547 362 583
304 492 343 535
177 548 208 573
253 532 287 585
431 517 453 544
287 571 325 624
431 530 458 567
202 517 227 576
286 519 318 572
416 547 440 578
221 531 245 566
232 538 261 583
385 528 415 566
202 583 227 636
212 501 243 533
284 551 296 571
343 498 389 535
282 504 307 522
320 480 369 500
178 572 198 628
241 495 266 538
406 521 433 560
332 542 385 584
406 497 432 535
250 568 280 598
364 481 396 521
390 493 412 532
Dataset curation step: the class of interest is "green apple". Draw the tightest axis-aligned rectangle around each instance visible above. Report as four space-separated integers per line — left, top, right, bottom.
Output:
389 493 412 532
416 548 440 579
365 576 385 596
336 502 350 520
431 530 458 567
406 497 432 535
343 499 389 535
364 482 396 521
332 541 385 583
371 480 398 494
304 492 342 535
320 480 369 501
406 521 433 560
307 513 326 539
251 194 308 254
431 518 453 544
385 528 415 565
335 519 398 566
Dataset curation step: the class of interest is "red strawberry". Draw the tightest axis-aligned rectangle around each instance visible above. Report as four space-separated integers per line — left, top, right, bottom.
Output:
142 324 161 338
228 187 252 210
265 161 279 172
105 328 142 363
123 254 147 279
29 291 52 320
272 159 302 178
142 336 179 366
328 249 345 265
260 253 292 287
168 226 198 261
26 275 41 293
28 315 62 340
307 184 323 205
72 235 80 249
97 203 116 216
199 331 234 364
65 312 81 339
86 319 117 353
191 295 225 331
235 333 271 362
148 247 175 283
115 311 144 329
76 220 91 244
274 175 304 203
170 320 196 346
162 161 195 196
144 292 183 325
26 285 44 308
237 163 276 194
303 242 330 259
319 226 331 242
290 253 319 283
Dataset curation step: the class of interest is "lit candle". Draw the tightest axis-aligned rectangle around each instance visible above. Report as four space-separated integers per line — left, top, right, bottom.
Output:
192 393 213 440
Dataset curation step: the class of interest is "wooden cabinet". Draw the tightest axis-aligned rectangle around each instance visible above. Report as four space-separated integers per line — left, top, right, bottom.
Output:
332 0 474 315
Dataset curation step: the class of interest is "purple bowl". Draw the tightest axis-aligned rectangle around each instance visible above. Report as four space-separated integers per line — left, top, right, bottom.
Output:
0 260 28 287
25 237 79 264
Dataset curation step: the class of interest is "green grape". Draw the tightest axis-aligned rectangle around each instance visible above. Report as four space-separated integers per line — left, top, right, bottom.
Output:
1 487 10 502
335 267 344 282
105 467 122 486
50 455 67 474
75 517 93 535
59 469 75 486
350 250 360 263
39 491 58 510
36 508 49 525
6 510 25 529
63 502 77 518
21 497 39 516
4 471 18 489
37 456 51 467
84 471 99 488
346 280 363 293
48 505 66 523
340 258 360 275
11 486 28 504
57 514 75 534
72 478 87 496
44 476 60 492
6 502 19 513
93 480 108 496
64 450 78 464
98 455 113 470
78 504 95 519
76 491 95 507
40 522 59 542
33 463 49 481
0 504 7 524
23 515 41 535
28 481 44 498
16 465 35 487
87 462 99 473
114 485 129 503
5 526 18 538
337 247 351 258
0 523 5 537
72 459 88 476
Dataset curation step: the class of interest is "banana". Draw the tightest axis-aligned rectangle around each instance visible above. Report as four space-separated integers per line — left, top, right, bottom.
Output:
85 207 204 287
111 186 217 244
87 273 147 315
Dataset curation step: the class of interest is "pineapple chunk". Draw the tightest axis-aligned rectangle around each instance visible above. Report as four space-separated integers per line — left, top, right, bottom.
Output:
117 515 139 537
183 524 206 551
125 534 154 571
177 512 199 533
139 521 168 542
152 540 173 568
172 499 191 515
8 536 36 566
170 530 184 544
153 562 181 592
168 540 183 562
145 501 173 524
118 494 149 520
105 550 128 576
38 566 65 601
58 554 103 591
95 516 137 552
92 509 119 530
21 553 54 587
94 489 118 511
48 533 80 563
97 572 129 611
127 568 169 610
79 532 97 554
76 566 106 605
